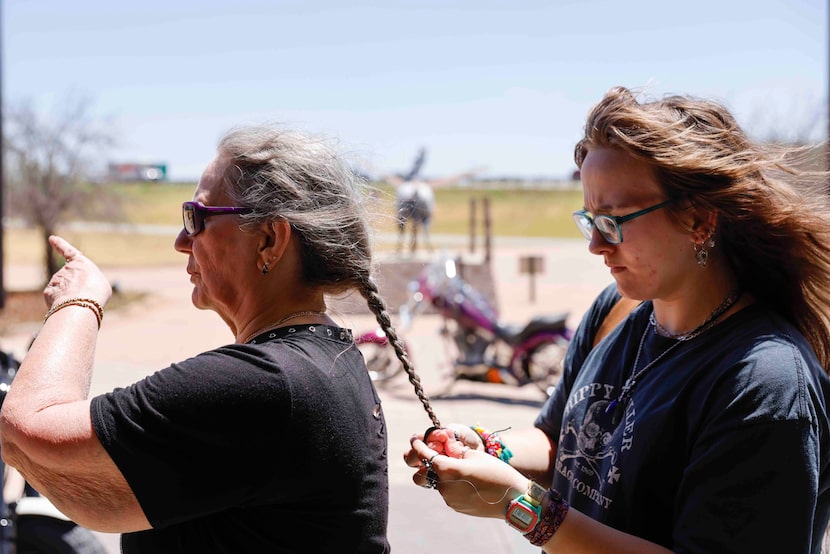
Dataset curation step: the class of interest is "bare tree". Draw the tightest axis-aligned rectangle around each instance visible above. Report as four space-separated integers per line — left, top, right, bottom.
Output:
744 96 828 174
746 95 826 147
3 95 119 281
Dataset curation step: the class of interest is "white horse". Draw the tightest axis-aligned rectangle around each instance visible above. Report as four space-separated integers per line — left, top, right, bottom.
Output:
395 180 435 254
371 147 482 255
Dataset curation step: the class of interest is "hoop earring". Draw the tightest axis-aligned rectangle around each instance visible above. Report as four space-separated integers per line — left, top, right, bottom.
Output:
694 234 716 267
262 262 269 275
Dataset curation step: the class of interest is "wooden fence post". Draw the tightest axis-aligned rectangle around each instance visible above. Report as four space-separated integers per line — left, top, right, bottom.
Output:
470 197 477 254
483 197 492 264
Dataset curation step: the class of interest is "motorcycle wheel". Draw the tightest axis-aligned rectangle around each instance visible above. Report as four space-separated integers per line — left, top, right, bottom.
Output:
16 515 108 554
524 337 569 396
358 341 402 383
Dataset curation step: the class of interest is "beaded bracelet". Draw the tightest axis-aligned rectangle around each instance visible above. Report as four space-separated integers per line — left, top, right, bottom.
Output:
523 488 569 546
470 424 514 463
44 297 104 329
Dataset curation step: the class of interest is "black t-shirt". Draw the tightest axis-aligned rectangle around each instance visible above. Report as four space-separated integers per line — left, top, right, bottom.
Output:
536 284 830 553
91 324 390 553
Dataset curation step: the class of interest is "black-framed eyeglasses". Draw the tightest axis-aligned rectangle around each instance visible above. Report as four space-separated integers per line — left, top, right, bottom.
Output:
572 200 672 244
182 201 253 237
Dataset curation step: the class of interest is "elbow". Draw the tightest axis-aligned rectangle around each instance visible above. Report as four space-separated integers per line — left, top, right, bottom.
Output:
0 402 55 476
0 404 25 467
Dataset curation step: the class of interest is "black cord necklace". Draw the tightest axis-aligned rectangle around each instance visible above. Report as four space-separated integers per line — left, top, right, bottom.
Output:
605 288 742 425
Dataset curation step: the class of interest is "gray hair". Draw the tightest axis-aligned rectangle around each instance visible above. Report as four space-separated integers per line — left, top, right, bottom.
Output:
217 125 440 426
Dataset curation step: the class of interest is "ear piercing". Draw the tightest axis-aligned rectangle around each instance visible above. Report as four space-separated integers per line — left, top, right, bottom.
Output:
694 234 716 267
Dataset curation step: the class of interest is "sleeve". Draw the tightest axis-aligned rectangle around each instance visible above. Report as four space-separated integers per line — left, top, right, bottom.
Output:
674 419 819 553
534 283 620 440
673 340 825 554
90 346 292 528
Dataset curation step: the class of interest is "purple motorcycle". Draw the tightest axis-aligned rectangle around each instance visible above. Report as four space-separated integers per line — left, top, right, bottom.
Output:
356 257 572 396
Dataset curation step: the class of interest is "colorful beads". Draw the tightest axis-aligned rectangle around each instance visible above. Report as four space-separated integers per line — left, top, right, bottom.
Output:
470 424 514 463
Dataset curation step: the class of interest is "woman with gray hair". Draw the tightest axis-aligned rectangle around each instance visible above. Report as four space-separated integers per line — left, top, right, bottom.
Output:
0 126 437 552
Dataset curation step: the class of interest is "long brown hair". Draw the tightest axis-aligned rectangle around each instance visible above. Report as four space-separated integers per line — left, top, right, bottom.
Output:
575 86 830 369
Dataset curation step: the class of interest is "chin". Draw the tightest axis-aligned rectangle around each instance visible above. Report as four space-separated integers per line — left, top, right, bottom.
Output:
191 288 207 310
612 279 636 299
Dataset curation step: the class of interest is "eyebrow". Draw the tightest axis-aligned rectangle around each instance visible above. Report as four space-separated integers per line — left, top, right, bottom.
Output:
585 200 660 214
583 204 618 214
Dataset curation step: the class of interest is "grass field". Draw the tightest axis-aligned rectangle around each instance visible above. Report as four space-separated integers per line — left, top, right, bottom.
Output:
5 181 586 267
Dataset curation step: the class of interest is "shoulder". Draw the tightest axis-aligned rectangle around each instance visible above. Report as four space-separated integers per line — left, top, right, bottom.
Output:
593 282 623 315
554 284 631 395
690 304 830 424
574 282 623 342
573 282 641 352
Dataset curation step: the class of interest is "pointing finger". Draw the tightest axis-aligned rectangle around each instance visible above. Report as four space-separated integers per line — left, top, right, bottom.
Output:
49 235 81 261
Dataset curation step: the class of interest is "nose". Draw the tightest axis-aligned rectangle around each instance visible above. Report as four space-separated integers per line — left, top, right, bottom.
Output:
174 228 192 253
587 228 613 256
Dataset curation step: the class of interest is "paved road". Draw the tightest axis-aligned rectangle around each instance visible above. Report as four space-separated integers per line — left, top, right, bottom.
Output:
2 237 611 553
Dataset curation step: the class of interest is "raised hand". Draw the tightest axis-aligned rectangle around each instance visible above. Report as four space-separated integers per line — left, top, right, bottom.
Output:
43 235 112 311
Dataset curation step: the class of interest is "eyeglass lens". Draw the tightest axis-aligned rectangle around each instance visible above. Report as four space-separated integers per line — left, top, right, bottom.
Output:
595 217 621 243
572 212 622 244
183 204 199 236
573 212 594 240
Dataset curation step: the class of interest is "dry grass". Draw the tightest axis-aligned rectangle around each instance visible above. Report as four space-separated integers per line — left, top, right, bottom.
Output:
5 227 183 267
6 182 584 268
1 181 584 328
370 184 584 237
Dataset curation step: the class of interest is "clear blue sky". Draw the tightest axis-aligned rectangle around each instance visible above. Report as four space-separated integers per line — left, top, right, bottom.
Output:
4 0 826 181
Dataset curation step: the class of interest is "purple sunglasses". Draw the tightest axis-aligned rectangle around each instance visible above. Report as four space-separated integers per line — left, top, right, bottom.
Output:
182 201 253 237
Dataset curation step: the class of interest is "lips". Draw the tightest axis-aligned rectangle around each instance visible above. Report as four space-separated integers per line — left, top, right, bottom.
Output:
606 261 625 274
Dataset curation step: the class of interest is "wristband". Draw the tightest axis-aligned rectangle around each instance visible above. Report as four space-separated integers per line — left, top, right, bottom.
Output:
470 424 513 463
523 488 569 547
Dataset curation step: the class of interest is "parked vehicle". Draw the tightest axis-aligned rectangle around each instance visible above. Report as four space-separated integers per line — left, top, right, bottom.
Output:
356 257 572 396
0 347 107 554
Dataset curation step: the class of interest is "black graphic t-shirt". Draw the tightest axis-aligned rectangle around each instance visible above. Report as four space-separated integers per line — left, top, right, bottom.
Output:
536 284 830 554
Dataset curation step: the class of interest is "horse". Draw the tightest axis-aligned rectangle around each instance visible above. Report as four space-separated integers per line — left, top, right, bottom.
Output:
373 146 480 255
395 180 434 254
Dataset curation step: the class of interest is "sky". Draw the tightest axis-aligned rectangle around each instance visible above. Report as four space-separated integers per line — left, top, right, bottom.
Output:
3 0 827 181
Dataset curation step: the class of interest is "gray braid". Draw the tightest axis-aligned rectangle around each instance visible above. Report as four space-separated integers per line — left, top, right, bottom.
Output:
360 275 441 428
213 125 443 424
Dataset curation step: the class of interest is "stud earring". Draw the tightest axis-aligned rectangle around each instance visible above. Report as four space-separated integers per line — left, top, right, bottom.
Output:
262 262 269 275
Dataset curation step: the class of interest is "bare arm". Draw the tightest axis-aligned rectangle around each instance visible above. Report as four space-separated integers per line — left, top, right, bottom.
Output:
495 426 557 487
0 236 150 533
542 507 672 554
408 438 672 554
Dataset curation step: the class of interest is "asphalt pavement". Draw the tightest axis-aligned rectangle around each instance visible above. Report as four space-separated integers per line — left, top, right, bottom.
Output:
2 236 611 553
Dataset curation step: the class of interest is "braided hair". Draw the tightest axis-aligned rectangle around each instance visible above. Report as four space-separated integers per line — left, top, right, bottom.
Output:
217 125 440 426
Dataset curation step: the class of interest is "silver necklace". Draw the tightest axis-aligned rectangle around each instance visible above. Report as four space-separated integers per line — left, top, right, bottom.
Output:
605 289 742 424
241 310 328 344
650 315 686 339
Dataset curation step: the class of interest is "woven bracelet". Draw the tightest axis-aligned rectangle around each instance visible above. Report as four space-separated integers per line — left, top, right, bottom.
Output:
44 298 104 329
470 424 514 463
524 488 569 547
